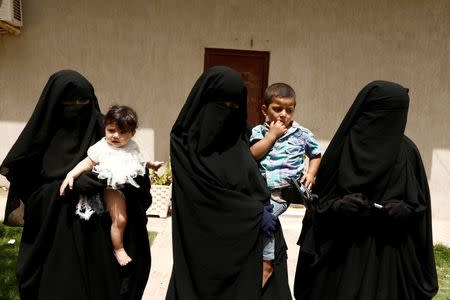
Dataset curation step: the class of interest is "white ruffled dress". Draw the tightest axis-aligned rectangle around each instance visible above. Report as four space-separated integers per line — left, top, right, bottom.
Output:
87 138 146 189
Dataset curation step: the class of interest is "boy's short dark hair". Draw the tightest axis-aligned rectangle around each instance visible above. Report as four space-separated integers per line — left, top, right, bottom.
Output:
104 105 138 133
263 83 296 106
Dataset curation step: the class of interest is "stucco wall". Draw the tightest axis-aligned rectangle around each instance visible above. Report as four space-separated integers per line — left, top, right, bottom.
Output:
1 0 449 216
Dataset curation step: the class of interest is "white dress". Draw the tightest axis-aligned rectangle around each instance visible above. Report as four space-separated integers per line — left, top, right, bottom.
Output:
87 138 146 189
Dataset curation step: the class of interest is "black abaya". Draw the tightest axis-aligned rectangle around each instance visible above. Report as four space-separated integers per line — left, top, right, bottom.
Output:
1 70 151 300
294 81 438 300
167 66 291 300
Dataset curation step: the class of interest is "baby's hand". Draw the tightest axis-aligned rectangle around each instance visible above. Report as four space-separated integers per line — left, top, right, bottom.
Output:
147 161 164 171
59 176 74 196
266 120 287 139
300 173 316 190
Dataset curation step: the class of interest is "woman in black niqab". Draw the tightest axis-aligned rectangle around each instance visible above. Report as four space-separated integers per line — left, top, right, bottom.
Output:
1 70 103 221
1 69 151 300
294 81 438 299
167 66 292 300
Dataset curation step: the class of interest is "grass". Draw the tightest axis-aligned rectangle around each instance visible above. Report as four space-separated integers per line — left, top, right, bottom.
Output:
148 230 158 245
0 224 22 300
435 243 450 300
0 223 157 300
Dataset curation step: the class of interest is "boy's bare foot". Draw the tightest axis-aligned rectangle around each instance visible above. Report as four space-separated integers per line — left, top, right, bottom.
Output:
114 248 132 266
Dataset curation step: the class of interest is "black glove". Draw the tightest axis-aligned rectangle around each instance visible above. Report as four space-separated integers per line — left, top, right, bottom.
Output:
72 171 105 196
332 193 370 216
384 201 412 221
261 204 277 237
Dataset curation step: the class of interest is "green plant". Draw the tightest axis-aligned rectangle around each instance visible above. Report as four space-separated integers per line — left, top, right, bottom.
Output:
148 231 158 245
150 161 172 185
0 223 22 300
435 243 450 299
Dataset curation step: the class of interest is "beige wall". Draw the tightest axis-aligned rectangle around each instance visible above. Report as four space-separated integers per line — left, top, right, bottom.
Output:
1 0 449 217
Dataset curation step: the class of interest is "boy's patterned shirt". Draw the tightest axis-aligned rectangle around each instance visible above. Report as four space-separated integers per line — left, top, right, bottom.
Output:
250 121 321 190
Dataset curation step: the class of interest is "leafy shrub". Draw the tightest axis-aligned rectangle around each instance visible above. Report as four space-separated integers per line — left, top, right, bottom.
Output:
150 161 172 185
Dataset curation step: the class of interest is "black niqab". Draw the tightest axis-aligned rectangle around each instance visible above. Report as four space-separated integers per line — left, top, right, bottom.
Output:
167 66 291 299
1 69 103 223
316 81 410 203
294 81 438 299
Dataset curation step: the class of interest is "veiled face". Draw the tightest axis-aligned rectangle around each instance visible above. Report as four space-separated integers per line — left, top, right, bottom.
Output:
193 69 248 153
217 100 240 109
37 70 101 180
63 99 90 105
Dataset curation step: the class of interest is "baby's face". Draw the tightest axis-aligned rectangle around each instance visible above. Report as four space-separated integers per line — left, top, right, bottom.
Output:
105 123 134 148
262 96 296 127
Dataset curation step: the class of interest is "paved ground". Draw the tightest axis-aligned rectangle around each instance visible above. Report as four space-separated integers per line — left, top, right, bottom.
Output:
143 206 305 299
143 206 450 300
1 188 449 300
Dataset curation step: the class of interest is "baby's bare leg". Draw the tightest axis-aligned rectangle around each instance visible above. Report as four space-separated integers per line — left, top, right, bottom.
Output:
104 188 132 266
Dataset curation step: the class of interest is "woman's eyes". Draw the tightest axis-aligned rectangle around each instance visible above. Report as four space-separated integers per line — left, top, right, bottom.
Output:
217 101 240 108
63 99 90 105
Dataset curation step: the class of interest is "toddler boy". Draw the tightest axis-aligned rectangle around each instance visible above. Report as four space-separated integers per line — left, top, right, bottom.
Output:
250 83 321 287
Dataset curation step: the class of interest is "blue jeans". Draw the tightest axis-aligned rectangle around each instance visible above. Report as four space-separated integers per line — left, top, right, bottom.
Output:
262 198 288 261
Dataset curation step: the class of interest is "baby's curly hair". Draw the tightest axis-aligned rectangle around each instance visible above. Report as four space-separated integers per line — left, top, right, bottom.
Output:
104 105 138 133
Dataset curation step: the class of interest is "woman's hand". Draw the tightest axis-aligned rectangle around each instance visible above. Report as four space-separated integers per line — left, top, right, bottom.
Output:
384 201 412 220
331 193 371 216
261 204 277 236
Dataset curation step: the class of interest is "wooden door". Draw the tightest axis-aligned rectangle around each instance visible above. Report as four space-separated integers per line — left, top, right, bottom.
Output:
204 48 270 127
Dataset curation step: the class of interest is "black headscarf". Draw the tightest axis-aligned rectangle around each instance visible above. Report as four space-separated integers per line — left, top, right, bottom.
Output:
294 81 438 299
1 69 103 224
167 66 291 299
315 80 409 203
